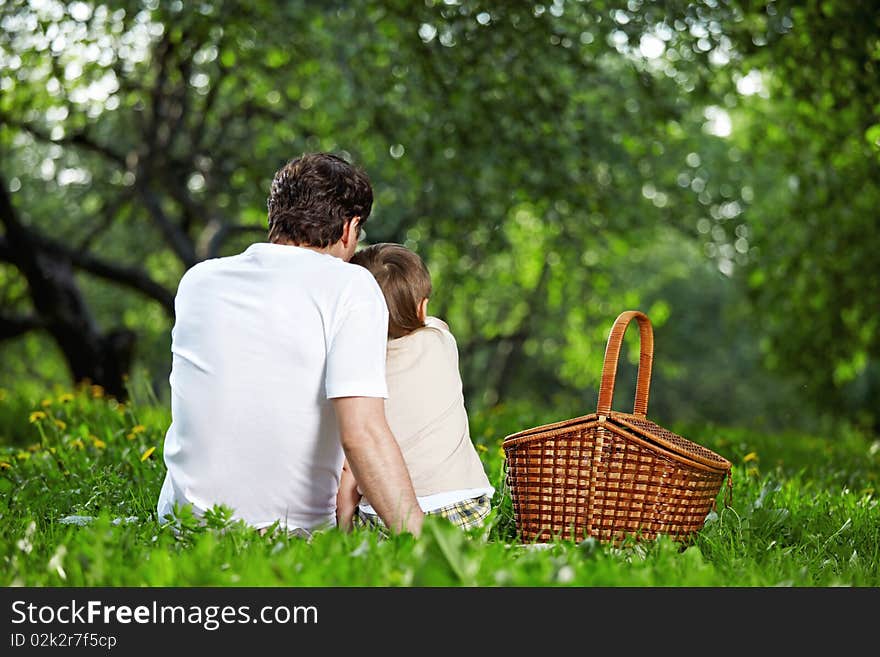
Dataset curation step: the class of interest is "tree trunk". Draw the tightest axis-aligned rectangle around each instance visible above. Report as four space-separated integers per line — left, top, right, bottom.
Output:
0 178 136 399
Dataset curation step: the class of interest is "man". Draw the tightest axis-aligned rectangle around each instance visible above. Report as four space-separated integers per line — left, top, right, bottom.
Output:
157 152 424 536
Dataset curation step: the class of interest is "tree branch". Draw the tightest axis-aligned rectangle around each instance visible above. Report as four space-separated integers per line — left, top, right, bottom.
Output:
127 29 203 266
198 222 266 260
192 42 230 151
0 236 12 262
77 195 132 252
0 113 127 168
0 313 45 342
1 228 175 316
146 29 176 150
135 183 198 267
37 236 175 315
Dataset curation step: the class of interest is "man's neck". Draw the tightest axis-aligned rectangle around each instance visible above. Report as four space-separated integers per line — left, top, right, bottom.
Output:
271 239 345 259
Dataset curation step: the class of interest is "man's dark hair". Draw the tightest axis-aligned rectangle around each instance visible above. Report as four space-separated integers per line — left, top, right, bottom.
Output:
350 243 433 339
267 153 373 247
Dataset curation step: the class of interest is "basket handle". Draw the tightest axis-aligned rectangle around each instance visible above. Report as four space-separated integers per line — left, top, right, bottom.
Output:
597 310 654 418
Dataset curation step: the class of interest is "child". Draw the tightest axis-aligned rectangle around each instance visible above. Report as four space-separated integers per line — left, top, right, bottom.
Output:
336 243 494 532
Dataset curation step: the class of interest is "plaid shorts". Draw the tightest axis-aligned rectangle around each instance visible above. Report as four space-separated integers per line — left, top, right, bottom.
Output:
354 494 492 533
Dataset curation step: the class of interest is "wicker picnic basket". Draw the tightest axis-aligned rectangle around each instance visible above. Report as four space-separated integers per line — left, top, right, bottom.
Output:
503 310 732 544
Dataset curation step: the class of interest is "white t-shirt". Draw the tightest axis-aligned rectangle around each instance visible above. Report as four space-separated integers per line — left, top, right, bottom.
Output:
157 242 389 531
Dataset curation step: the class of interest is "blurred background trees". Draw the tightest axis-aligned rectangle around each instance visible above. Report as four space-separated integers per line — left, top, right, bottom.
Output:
1 0 877 434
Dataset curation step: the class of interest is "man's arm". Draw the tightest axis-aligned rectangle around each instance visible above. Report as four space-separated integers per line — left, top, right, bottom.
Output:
335 458 361 532
332 397 424 536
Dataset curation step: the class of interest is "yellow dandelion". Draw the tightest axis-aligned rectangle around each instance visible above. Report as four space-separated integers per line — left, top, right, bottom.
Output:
746 466 760 477
16 451 30 461
53 419 67 431
27 443 41 452
40 398 53 408
131 424 146 435
743 452 759 463
92 437 106 449
58 393 75 404
140 446 156 462
476 444 488 453
90 385 104 399
70 438 84 450
28 411 46 423
126 432 136 440
0 461 11 470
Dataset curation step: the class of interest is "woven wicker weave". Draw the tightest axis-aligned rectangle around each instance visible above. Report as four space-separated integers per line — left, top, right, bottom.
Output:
503 310 732 544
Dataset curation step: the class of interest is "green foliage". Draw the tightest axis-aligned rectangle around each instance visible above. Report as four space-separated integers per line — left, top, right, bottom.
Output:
718 1 880 425
5 0 874 430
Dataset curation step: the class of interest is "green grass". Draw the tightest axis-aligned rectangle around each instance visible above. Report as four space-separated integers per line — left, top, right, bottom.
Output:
1 385 878 586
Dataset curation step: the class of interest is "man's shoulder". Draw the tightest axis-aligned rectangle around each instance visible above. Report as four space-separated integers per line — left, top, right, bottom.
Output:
174 247 384 309
345 259 383 289
342 260 388 308
177 257 219 290
176 253 242 291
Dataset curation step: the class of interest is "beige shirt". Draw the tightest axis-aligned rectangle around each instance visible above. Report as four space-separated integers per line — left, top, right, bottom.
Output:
363 317 492 505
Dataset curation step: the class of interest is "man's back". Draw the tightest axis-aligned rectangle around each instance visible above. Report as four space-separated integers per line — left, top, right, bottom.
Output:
157 242 389 530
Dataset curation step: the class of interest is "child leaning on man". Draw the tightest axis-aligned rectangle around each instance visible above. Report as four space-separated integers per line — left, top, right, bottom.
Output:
336 243 494 533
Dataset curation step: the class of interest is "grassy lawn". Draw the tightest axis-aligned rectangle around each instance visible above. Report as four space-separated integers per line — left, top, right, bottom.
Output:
1 385 878 586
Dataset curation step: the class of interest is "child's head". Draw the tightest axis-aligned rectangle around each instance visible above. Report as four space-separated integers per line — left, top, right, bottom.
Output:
351 243 432 339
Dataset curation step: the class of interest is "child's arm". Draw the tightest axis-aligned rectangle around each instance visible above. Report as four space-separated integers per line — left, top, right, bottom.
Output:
335 458 361 532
